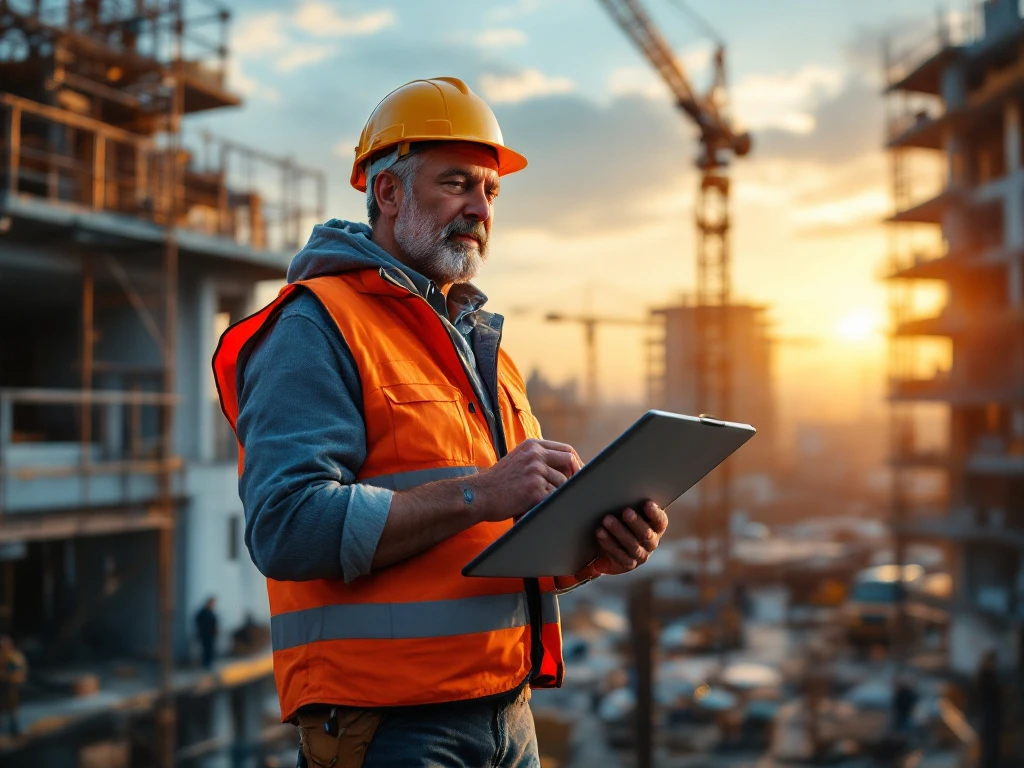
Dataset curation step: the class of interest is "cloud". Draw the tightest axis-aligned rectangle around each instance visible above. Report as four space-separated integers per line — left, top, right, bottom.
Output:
476 28 528 48
488 0 543 22
754 75 884 164
489 92 690 234
292 4 396 37
607 44 714 101
228 5 393 83
479 69 575 104
732 65 844 134
791 189 890 237
227 59 281 103
333 136 360 160
275 44 339 72
232 12 288 55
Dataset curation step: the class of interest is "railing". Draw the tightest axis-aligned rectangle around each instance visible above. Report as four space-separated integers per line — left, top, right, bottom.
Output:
0 94 326 253
3 0 234 86
884 6 980 89
937 698 979 768
0 388 180 515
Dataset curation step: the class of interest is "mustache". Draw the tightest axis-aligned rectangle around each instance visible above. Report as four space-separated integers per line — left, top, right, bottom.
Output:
441 217 487 246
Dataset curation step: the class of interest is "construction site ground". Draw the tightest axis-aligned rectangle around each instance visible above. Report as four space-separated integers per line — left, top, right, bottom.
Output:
533 584 968 768
0 651 277 756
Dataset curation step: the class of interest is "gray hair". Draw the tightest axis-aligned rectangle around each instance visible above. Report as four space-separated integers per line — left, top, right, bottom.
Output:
366 148 425 228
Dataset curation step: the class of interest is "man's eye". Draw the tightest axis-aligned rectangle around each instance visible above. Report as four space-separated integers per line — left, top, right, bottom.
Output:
445 180 466 190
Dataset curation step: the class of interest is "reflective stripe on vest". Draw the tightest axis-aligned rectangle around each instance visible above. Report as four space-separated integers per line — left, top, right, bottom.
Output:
362 465 478 491
272 592 558 650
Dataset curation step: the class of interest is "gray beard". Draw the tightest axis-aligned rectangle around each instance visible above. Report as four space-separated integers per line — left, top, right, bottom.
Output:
393 198 487 285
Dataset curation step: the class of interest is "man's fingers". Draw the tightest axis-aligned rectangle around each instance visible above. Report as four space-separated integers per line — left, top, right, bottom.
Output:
568 448 584 475
535 439 576 454
541 465 568 490
643 501 669 535
596 528 636 569
601 515 647 565
622 508 658 552
540 447 577 477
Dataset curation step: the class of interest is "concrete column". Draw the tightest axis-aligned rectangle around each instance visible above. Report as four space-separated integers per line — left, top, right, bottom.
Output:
201 690 232 768
1005 101 1021 171
1013 408 1024 440
196 277 218 463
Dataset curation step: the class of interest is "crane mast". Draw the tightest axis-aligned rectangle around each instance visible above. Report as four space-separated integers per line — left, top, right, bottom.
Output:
596 0 751 602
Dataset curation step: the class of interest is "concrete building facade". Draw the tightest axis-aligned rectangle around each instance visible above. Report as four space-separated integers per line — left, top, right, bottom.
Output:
0 2 322 765
885 0 1024 686
649 301 777 478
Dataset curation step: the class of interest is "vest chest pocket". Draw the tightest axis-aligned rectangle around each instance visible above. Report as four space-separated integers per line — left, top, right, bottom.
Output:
501 383 543 444
382 383 475 464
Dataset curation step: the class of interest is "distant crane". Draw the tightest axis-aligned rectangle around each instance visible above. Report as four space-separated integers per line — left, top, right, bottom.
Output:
544 311 653 407
595 0 751 600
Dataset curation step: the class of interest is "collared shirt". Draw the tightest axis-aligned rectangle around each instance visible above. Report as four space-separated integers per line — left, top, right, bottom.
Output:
375 262 496 420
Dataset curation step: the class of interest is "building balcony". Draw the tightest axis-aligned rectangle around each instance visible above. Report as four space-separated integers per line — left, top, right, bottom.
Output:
886 243 1018 280
0 388 183 530
1 0 241 116
894 304 1024 338
966 434 1024 476
889 373 1024 405
887 107 947 151
0 94 325 267
885 25 962 97
886 185 961 225
904 509 1024 549
890 447 950 469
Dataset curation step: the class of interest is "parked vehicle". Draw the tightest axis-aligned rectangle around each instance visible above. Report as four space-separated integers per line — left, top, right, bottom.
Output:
842 564 924 646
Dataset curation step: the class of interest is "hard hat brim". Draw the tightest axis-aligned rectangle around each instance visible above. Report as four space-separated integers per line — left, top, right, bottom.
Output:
351 139 528 192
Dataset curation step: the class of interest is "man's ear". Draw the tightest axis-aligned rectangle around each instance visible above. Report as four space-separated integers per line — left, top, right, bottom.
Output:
374 170 403 220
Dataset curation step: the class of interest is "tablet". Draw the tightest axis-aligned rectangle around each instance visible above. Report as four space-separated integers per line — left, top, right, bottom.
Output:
461 410 755 579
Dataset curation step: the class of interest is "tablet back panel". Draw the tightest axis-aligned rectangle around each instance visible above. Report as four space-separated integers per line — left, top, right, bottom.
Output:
462 411 756 578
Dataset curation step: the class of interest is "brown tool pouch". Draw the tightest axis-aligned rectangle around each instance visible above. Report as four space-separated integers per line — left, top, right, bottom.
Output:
296 707 384 768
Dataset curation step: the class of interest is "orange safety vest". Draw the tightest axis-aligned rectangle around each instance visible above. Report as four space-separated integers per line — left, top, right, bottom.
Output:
213 268 564 718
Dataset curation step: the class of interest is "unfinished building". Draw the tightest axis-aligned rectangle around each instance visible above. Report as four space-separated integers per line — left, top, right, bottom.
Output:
648 301 777 479
0 2 323 766
885 0 1024 690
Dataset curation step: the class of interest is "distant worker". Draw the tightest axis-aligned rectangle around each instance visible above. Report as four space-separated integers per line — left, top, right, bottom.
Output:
975 650 1003 768
194 596 218 670
214 77 669 768
0 635 27 737
890 674 918 735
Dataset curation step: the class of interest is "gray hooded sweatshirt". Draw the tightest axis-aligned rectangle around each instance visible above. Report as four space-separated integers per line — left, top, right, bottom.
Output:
235 220 505 583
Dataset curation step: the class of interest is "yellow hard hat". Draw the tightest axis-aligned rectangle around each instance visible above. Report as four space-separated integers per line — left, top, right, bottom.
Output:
351 77 528 192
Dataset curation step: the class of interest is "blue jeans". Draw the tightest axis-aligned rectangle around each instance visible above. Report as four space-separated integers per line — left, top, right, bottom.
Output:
296 685 540 768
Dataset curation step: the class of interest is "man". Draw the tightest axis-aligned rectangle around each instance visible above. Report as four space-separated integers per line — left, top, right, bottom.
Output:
890 674 918 735
213 77 668 768
194 596 218 670
0 635 26 737
975 650 1002 768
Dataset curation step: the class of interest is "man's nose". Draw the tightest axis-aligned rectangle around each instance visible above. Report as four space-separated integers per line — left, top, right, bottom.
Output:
462 186 491 223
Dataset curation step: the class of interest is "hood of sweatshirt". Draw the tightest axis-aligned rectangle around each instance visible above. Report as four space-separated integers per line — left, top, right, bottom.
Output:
286 219 413 286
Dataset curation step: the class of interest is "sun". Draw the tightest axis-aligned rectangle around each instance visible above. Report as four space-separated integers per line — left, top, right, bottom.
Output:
835 309 882 342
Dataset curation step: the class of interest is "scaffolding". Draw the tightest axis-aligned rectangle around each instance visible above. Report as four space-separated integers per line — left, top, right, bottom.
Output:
884 4 1024 712
0 2 324 765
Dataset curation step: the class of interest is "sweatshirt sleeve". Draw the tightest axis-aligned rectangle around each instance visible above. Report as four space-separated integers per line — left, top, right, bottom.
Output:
235 291 392 583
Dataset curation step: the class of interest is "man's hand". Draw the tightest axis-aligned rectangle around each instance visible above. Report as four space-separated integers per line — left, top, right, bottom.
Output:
576 500 668 579
467 439 583 523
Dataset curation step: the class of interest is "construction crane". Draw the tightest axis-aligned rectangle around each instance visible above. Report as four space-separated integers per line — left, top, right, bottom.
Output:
595 0 751 604
544 311 653 408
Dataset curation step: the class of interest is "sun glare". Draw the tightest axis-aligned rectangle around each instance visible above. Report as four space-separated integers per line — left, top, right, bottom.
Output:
835 309 882 342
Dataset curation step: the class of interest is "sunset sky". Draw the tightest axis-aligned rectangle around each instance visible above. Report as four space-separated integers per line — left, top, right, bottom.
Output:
194 0 967 436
